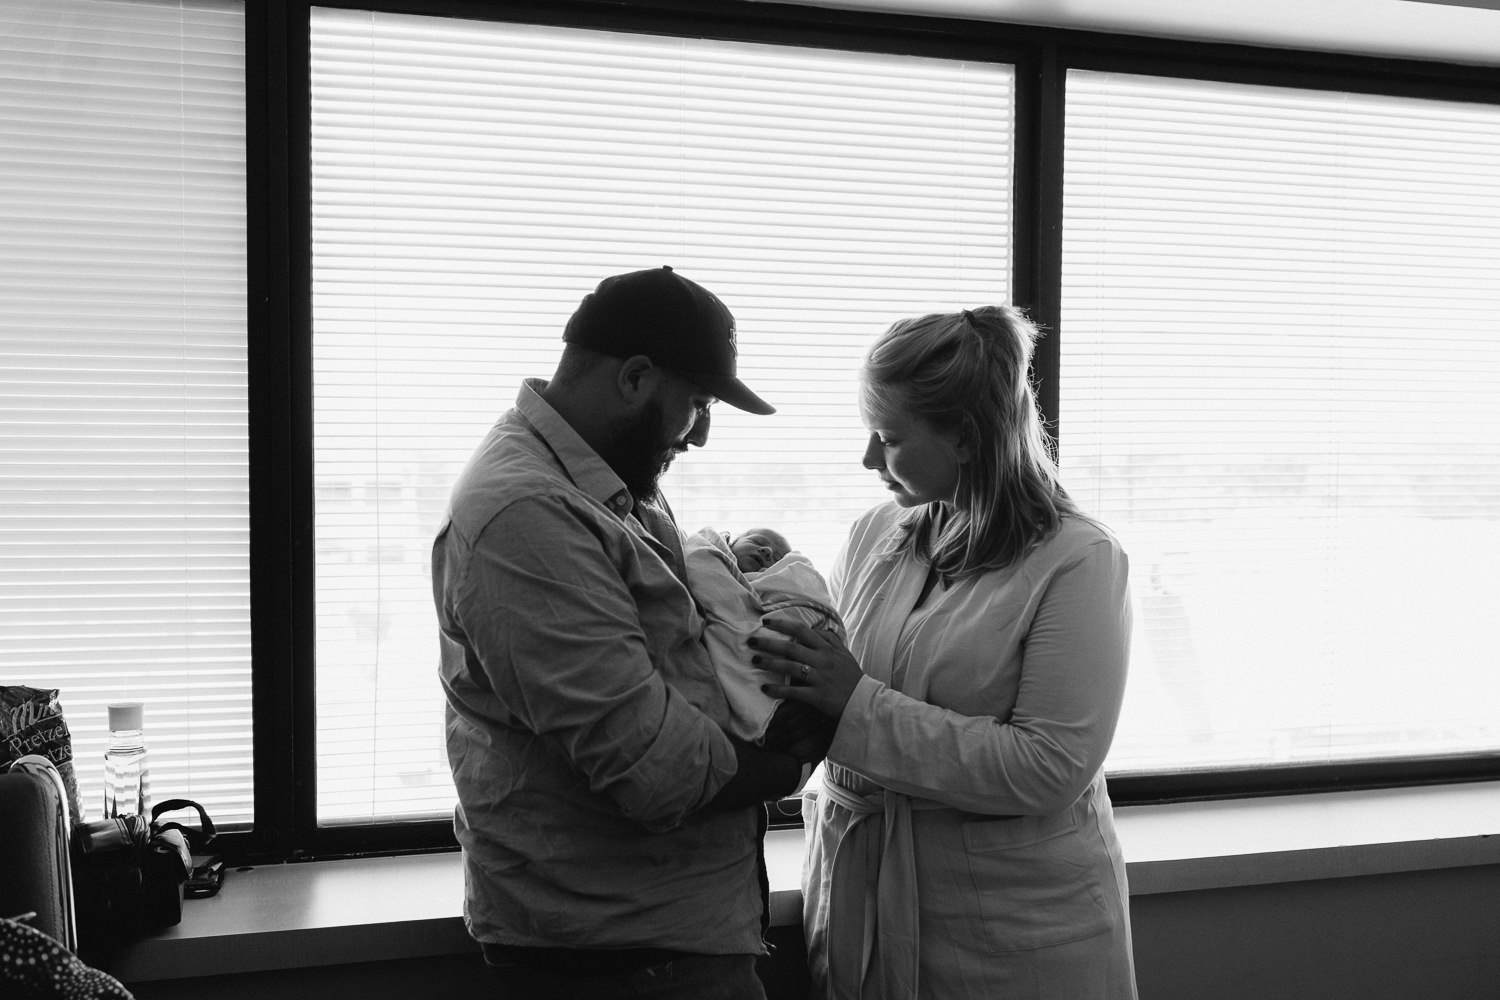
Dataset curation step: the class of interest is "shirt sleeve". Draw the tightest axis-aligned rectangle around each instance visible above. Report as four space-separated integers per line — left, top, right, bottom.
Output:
444 493 738 830
829 537 1132 815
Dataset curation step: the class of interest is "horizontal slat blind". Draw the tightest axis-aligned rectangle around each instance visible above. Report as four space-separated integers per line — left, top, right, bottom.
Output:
1061 71 1500 773
0 0 249 825
310 8 1013 823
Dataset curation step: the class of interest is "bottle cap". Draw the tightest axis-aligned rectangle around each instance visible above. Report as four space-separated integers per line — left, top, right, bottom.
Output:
108 702 144 731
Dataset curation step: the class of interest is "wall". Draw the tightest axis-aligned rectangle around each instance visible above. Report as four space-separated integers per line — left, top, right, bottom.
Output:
122 926 809 1000
1130 863 1500 1000
125 866 1500 1000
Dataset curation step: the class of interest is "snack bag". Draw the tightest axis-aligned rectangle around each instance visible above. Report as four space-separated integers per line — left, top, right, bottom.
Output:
1 685 85 824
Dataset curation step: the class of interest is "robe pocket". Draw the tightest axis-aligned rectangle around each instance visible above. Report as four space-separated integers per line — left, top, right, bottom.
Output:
962 813 1111 953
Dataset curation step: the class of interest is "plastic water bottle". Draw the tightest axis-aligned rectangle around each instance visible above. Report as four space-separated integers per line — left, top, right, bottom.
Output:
103 702 150 819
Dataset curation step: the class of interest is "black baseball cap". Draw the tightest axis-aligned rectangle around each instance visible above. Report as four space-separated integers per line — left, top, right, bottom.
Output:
562 266 775 415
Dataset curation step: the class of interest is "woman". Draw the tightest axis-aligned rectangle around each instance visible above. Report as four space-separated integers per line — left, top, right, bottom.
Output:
756 305 1137 999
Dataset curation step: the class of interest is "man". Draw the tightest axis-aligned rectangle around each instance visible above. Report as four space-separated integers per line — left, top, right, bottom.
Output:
434 267 828 999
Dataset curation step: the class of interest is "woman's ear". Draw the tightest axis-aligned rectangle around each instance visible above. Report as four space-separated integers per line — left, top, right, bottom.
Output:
953 418 974 465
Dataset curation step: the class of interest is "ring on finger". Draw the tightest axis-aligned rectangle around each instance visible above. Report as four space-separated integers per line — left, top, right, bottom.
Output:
800 663 811 680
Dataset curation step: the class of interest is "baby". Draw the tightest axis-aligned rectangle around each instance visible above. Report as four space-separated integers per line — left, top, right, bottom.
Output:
683 526 845 745
726 527 792 574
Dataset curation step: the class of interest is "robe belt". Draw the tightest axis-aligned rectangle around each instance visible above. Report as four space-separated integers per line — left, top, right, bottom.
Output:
819 773 949 1000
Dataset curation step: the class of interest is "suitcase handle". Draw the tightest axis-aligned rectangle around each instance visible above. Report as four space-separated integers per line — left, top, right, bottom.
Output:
5 755 78 951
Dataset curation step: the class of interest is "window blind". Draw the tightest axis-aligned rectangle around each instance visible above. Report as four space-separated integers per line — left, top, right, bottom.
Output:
309 8 1013 823
0 0 249 824
1061 70 1500 774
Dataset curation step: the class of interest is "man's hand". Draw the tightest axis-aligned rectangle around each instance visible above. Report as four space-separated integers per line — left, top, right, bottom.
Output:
761 698 836 765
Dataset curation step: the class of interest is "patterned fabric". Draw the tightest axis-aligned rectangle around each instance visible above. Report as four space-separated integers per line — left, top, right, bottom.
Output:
0 917 134 999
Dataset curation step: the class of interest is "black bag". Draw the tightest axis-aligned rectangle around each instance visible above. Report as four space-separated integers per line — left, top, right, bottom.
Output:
72 799 216 955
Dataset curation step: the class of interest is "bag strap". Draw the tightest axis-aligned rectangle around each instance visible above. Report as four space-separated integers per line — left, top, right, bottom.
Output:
73 814 149 857
150 799 216 851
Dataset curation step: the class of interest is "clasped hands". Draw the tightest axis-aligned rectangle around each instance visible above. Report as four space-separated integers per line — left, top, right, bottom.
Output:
752 619 863 765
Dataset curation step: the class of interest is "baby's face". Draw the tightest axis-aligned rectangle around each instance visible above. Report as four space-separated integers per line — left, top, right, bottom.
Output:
731 530 790 573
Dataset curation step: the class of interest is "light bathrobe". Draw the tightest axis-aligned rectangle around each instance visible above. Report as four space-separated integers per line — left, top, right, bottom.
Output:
683 527 845 742
803 503 1138 1000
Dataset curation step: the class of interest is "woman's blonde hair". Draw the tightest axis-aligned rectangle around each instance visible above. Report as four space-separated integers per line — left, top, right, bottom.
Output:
861 304 1082 577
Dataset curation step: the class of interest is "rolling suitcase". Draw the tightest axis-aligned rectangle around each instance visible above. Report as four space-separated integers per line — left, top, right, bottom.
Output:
0 754 78 951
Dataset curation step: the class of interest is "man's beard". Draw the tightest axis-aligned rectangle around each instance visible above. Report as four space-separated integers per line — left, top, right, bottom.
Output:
608 397 678 503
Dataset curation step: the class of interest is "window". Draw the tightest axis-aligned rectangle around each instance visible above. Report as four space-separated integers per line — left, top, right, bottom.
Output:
1061 70 1500 777
4 1 1497 859
0 0 249 824
308 8 1014 824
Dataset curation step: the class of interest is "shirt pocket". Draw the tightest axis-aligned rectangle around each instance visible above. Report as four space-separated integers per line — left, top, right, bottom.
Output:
962 811 1112 953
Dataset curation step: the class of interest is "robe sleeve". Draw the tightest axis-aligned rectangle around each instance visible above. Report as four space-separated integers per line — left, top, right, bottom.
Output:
829 536 1132 815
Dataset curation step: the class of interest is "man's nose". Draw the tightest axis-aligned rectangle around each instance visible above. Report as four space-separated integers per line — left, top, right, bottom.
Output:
685 408 711 448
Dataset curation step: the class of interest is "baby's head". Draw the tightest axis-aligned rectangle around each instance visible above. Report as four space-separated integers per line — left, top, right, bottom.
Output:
729 527 791 574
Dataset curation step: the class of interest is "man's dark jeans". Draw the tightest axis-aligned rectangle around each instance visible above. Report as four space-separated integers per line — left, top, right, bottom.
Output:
486 951 768 1000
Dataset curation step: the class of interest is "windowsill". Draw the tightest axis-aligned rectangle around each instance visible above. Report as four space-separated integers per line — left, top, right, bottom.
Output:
1113 779 1500 894
110 780 1500 984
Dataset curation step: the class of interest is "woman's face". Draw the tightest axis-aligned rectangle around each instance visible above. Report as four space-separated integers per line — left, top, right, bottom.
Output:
860 398 968 508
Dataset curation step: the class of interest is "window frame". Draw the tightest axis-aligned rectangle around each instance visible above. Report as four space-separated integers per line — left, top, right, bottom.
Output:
235 0 1500 862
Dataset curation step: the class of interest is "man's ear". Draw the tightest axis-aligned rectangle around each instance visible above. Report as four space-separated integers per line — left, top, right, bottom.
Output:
616 354 662 408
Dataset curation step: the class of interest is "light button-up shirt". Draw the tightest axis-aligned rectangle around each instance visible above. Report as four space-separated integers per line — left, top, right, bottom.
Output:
434 379 763 955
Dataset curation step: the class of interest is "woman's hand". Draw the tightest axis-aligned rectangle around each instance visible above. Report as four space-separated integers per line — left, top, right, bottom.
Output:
752 619 863 720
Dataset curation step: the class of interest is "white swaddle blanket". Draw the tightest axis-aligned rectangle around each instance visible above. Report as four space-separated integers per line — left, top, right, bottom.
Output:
682 527 845 742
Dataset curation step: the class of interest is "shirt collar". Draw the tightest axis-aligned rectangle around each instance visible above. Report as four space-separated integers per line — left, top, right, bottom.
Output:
516 378 635 518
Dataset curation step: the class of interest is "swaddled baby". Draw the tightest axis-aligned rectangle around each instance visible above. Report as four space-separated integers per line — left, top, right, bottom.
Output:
683 526 845 744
